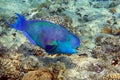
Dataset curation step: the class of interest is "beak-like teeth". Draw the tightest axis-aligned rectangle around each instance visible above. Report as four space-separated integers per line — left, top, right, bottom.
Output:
76 47 79 50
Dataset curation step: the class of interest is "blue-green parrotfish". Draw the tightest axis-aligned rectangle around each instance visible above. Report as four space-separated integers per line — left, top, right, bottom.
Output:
7 13 80 54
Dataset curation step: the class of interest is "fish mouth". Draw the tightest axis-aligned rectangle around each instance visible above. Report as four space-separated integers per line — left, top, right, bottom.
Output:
75 47 79 50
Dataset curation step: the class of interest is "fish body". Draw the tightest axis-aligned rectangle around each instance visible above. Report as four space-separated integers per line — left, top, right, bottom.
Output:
7 13 80 54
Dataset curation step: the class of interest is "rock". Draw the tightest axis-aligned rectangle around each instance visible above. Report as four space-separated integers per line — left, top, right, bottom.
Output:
22 67 53 80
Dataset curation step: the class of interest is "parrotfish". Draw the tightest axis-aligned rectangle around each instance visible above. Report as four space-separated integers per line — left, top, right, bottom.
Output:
7 13 80 54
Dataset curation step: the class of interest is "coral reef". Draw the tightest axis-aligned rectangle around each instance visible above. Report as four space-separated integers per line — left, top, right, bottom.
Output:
22 62 66 80
103 73 120 80
22 67 53 80
0 0 120 80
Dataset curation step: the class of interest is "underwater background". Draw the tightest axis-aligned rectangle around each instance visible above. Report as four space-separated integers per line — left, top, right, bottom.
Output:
0 0 120 80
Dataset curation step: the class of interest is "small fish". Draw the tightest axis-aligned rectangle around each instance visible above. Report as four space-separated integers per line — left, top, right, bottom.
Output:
7 13 80 54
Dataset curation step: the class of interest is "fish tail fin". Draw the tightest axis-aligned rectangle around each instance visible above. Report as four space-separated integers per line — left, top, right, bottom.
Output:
6 13 26 31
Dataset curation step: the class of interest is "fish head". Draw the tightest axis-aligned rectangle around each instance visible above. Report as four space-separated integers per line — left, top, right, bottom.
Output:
67 34 80 49
56 41 77 54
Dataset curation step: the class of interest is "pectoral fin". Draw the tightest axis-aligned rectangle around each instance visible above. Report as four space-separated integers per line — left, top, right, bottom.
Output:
45 45 57 52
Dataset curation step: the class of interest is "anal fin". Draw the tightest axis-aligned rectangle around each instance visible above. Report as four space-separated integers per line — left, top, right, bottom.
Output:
23 31 37 45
